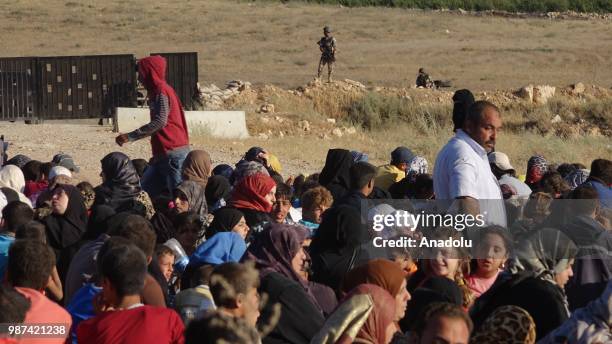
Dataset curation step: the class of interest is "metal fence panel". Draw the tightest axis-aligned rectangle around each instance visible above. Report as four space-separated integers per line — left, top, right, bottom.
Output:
151 52 198 109
0 57 36 120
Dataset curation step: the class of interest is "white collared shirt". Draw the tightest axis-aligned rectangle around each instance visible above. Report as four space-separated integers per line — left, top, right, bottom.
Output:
433 130 507 227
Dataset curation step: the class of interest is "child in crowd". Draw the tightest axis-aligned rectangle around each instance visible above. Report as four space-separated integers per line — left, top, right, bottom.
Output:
298 186 333 235
156 244 176 283
467 226 511 298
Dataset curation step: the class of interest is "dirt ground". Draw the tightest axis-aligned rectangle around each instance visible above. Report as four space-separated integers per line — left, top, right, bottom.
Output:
0 0 611 90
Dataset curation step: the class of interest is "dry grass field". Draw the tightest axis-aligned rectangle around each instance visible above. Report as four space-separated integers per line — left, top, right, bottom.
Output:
1 0 611 90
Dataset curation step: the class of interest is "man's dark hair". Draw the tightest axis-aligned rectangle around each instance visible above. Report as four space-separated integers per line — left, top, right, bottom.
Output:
15 221 47 243
590 159 612 185
556 163 577 178
465 100 500 128
349 162 377 190
7 240 55 290
275 183 293 201
2 201 34 233
22 160 42 182
210 262 259 309
0 284 30 324
131 159 149 178
185 311 260 344
108 214 156 258
175 211 203 235
413 302 473 337
100 241 148 297
40 162 53 180
452 89 475 132
570 185 599 216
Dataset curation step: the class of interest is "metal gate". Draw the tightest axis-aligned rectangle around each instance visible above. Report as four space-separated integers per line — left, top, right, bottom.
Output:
37 55 137 120
151 52 198 109
0 57 36 121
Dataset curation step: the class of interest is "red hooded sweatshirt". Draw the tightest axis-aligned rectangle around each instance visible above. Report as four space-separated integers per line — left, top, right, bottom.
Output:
131 56 189 157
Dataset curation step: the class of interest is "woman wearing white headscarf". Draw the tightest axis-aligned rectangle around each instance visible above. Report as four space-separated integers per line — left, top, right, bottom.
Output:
0 165 32 207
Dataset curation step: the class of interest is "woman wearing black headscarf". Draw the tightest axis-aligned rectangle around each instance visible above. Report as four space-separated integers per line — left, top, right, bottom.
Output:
205 207 248 239
318 149 353 203
94 152 154 219
44 184 89 283
204 175 231 212
309 205 375 292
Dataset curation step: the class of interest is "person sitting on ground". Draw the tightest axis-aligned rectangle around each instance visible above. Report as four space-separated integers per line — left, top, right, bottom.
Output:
52 153 80 174
15 220 47 242
510 192 554 238
564 168 590 190
184 310 261 344
181 231 247 289
318 148 353 203
76 242 184 344
583 158 611 209
244 223 328 344
67 237 127 344
22 160 44 200
209 262 261 332
174 265 216 325
298 186 333 236
471 305 537 344
44 184 88 283
7 240 72 344
488 151 532 199
337 161 377 213
156 244 175 284
389 173 434 200
0 165 32 207
174 211 205 256
467 226 511 298
538 171 571 198
270 183 295 224
181 149 212 187
0 201 33 278
93 152 154 220
410 302 472 344
311 284 398 344
77 181 96 212
341 259 411 327
526 155 548 191
228 173 276 236
416 68 435 89
452 89 475 133
375 146 416 192
562 185 612 310
131 159 149 179
206 207 249 240
0 284 31 339
205 175 231 212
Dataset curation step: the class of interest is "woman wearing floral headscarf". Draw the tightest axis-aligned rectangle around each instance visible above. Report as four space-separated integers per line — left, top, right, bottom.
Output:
526 155 548 191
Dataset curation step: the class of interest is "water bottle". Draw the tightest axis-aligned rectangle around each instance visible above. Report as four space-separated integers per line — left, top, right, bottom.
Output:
165 238 189 273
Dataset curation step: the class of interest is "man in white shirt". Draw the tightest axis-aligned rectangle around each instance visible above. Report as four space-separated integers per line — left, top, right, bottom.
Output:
433 100 507 227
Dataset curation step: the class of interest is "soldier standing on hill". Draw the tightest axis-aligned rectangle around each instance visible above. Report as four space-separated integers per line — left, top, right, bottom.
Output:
317 26 337 83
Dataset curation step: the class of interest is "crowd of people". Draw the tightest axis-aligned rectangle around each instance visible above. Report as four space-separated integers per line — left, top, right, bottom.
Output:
0 56 610 344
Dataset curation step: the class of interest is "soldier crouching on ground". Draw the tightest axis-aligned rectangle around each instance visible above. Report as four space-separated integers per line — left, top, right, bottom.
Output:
317 26 337 83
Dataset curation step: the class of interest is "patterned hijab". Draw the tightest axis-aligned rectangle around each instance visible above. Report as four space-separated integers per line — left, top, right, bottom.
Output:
406 156 428 183
564 169 590 190
175 180 208 221
526 155 548 184
471 305 536 344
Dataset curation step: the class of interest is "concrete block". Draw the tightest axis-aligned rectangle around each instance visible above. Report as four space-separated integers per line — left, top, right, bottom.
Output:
114 108 249 139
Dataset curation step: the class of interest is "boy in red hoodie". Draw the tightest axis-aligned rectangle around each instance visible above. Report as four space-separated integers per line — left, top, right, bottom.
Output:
115 56 190 198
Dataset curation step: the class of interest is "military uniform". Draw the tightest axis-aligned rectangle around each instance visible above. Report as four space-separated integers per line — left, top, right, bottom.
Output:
317 27 336 82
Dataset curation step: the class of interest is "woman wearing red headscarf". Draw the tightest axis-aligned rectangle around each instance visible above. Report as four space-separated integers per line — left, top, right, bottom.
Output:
115 55 190 198
228 173 277 235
